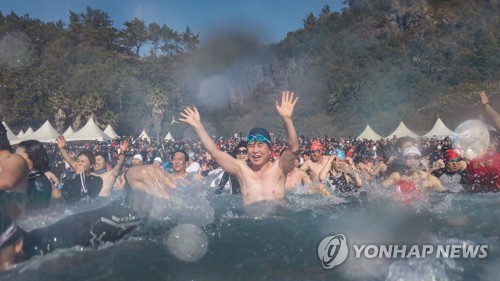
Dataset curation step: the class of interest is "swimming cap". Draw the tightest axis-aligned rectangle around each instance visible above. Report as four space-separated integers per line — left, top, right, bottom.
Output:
247 128 272 147
310 141 323 151
154 157 162 163
403 146 421 156
334 149 346 159
133 154 143 161
443 149 460 161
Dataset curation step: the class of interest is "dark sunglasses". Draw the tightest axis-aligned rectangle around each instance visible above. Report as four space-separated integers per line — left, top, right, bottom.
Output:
236 149 247 155
404 155 421 160
311 150 320 154
446 158 460 163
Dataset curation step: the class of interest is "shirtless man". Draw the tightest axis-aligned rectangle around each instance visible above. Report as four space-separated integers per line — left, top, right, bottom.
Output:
0 124 28 194
300 140 332 182
286 157 312 190
180 91 299 205
56 136 131 197
170 150 203 187
356 153 387 181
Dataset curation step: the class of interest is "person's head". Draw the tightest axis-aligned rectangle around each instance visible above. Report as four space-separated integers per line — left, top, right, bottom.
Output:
301 150 311 161
294 157 301 168
310 141 324 162
331 149 346 171
0 217 23 270
171 150 189 173
396 136 416 155
0 123 12 153
443 149 461 173
75 151 95 174
360 153 370 163
247 128 272 167
153 157 162 167
187 151 197 163
403 146 422 171
131 154 143 166
233 141 248 161
15 140 49 172
94 152 108 171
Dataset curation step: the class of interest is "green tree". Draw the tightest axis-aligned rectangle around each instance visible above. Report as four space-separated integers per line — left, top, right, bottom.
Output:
121 18 148 55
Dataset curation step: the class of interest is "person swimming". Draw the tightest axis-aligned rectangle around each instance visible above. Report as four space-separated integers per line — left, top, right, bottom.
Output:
0 164 177 270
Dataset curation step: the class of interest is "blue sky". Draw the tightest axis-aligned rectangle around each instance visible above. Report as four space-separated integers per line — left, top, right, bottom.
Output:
0 0 345 44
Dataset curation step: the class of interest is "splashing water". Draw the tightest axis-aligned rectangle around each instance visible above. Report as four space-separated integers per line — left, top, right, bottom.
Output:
165 224 208 262
454 120 490 160
2 186 499 281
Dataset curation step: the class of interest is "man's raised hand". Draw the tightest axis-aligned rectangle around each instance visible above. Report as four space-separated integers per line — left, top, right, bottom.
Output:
276 90 298 119
179 107 202 128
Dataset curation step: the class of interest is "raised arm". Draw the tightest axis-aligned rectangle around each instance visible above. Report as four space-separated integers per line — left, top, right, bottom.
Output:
480 91 500 131
179 106 241 175
276 91 299 174
56 135 76 169
110 137 131 178
318 157 335 180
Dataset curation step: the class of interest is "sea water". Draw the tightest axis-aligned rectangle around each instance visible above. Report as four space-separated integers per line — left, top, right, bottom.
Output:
1 187 499 281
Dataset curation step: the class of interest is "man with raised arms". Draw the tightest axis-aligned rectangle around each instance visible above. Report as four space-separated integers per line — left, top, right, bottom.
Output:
180 91 299 205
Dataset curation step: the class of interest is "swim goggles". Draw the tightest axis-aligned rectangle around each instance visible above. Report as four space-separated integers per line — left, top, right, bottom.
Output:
246 134 272 146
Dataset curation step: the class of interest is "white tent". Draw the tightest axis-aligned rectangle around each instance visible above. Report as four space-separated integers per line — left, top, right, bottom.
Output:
24 127 34 137
386 121 419 139
138 130 151 142
2 121 18 142
422 118 455 138
11 120 59 144
357 124 383 141
164 132 175 141
66 117 111 142
16 129 25 138
104 125 119 139
63 126 74 137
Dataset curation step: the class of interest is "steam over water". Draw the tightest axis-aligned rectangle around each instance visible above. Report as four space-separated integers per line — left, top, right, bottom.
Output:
1 185 499 281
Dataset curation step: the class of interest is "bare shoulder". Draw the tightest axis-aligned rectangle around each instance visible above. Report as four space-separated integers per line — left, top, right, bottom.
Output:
3 153 28 170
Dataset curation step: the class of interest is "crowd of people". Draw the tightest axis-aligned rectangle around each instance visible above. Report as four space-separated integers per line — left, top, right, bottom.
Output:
0 90 498 270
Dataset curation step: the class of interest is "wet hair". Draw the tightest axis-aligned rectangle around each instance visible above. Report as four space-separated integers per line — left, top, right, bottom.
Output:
172 150 189 162
0 123 13 152
0 217 22 249
395 136 415 150
95 152 108 163
77 150 96 165
17 140 50 172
